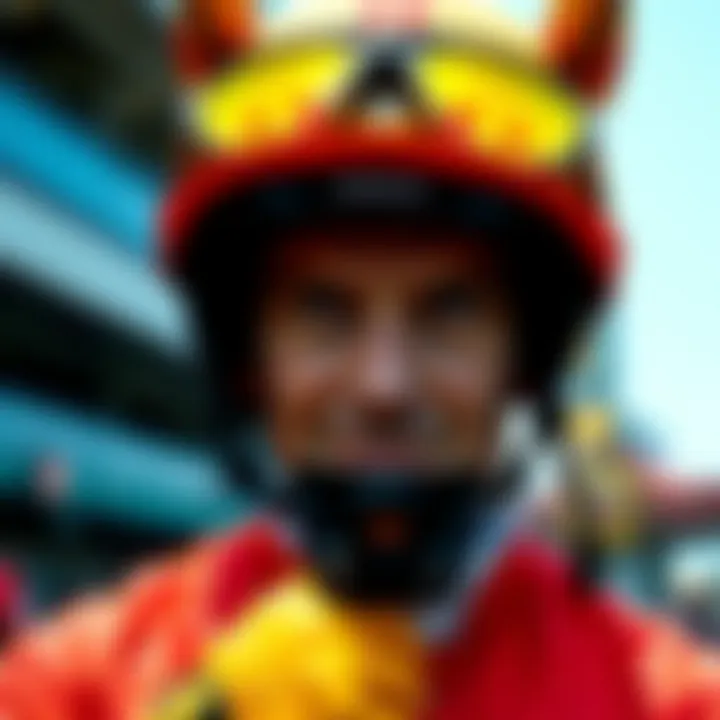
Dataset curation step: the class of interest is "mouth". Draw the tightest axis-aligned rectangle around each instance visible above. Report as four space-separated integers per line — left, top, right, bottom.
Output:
328 444 436 470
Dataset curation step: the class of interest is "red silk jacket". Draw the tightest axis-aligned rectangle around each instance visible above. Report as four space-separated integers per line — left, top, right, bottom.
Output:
0 519 719 720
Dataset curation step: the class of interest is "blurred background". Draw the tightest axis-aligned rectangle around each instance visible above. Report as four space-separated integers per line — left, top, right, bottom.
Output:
0 0 719 645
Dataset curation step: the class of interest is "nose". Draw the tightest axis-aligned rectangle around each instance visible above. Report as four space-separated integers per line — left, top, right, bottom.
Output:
352 320 415 409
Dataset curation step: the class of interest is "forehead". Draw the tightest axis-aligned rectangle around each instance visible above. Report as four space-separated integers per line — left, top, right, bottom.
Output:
267 225 501 289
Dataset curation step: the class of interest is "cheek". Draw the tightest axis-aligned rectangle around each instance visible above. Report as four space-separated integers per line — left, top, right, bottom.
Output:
422 335 513 408
260 338 346 454
424 360 503 437
420 337 513 447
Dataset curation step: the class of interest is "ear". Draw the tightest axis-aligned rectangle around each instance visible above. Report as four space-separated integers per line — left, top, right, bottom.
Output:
172 0 257 83
542 0 628 103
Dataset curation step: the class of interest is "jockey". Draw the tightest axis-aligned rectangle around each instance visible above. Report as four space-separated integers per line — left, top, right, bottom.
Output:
3 2 719 718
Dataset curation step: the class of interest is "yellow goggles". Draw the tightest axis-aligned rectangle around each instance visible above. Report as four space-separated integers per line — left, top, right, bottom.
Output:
192 39 588 169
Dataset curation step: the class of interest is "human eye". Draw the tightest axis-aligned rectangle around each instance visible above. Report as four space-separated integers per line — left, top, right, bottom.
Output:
293 283 355 337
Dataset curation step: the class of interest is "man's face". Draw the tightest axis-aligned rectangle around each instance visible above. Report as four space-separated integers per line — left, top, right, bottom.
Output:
257 228 516 473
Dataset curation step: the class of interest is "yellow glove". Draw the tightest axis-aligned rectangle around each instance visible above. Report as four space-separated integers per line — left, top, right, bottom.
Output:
154 576 426 720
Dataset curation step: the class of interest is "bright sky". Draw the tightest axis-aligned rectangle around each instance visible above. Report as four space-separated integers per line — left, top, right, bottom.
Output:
607 0 720 474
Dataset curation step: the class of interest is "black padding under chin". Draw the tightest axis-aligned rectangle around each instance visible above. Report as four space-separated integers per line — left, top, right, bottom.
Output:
282 468 515 605
180 168 598 458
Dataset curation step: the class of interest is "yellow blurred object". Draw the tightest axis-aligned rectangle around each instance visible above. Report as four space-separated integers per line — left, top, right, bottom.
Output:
193 41 587 166
195 45 353 152
153 576 425 720
417 46 584 164
563 405 644 550
566 405 614 449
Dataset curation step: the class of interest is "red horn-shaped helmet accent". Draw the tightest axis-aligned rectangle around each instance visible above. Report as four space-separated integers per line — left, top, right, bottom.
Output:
172 0 256 83
543 0 628 103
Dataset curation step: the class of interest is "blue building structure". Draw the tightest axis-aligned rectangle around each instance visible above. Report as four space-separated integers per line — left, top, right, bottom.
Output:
0 70 248 604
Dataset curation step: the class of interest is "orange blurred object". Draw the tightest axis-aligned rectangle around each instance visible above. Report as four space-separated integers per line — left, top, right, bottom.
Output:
544 0 627 101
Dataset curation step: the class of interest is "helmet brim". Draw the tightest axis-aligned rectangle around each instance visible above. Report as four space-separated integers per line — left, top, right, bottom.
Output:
161 132 621 395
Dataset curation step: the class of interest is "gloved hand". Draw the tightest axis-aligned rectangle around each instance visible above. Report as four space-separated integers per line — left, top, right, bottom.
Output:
153 575 426 720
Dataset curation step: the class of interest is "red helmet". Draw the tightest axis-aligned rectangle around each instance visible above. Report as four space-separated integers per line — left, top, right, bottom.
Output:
161 0 626 397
